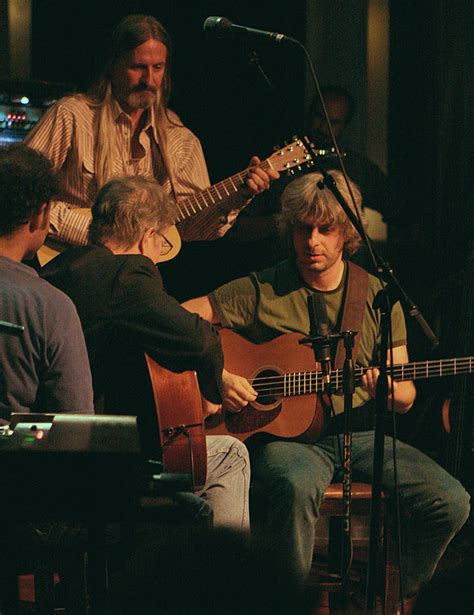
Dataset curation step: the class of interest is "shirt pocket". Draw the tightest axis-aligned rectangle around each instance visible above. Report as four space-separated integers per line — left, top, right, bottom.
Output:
81 153 97 204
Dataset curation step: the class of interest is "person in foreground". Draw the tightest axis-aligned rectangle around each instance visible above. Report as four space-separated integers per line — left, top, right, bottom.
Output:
183 171 470 610
0 144 94 614
0 144 93 420
42 175 250 531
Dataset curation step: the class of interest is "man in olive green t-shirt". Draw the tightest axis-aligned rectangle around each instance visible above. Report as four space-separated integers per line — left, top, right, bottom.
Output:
183 171 469 608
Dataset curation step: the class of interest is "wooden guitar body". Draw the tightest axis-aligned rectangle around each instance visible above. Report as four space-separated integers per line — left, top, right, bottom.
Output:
206 330 473 445
206 331 326 443
145 355 207 492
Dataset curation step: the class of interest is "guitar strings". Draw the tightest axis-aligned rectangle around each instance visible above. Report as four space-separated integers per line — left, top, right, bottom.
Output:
176 161 272 230
248 358 473 398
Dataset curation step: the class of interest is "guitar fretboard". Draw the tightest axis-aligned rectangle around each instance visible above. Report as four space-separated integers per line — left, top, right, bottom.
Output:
251 357 474 399
174 161 272 223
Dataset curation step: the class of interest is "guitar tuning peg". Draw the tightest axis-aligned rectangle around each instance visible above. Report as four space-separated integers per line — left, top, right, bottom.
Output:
273 144 281 151
288 169 295 176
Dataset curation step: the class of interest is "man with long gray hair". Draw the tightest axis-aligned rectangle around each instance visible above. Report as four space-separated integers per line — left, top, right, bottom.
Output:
25 14 278 251
42 175 251 531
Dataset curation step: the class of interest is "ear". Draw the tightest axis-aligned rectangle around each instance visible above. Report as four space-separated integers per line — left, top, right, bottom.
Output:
137 227 156 256
29 202 50 232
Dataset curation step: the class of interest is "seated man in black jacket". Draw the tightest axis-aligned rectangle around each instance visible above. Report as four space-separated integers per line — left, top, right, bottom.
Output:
42 175 250 530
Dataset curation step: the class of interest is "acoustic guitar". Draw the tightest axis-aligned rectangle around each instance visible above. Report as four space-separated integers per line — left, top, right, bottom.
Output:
37 138 334 266
145 354 207 492
205 330 474 443
144 331 473 488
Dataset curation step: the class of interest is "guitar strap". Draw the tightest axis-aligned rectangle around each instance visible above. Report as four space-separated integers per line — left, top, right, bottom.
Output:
333 261 369 368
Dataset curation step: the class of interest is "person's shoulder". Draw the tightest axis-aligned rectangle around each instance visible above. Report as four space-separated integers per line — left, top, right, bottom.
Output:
0 258 74 314
252 260 286 282
47 246 156 275
165 108 184 126
42 245 108 275
363 268 404 315
112 254 162 284
47 94 91 115
24 266 79 316
165 108 200 143
252 259 302 292
366 269 384 293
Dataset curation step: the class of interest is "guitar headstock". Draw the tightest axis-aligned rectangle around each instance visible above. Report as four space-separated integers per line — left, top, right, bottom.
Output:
269 138 313 175
269 136 343 176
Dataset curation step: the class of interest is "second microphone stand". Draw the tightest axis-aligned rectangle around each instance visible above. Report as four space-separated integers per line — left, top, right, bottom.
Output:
303 137 439 613
299 329 357 600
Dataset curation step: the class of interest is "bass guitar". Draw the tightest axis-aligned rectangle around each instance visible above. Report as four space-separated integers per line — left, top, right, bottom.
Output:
205 330 474 443
37 138 335 266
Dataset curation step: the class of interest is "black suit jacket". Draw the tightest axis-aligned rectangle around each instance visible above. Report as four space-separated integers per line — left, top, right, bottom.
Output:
42 246 224 455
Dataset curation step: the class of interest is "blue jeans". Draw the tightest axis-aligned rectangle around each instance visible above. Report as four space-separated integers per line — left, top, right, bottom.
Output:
250 431 470 597
197 435 250 531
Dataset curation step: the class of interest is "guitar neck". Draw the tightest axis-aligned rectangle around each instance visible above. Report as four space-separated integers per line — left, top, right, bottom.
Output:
174 162 271 224
172 138 342 224
253 357 474 398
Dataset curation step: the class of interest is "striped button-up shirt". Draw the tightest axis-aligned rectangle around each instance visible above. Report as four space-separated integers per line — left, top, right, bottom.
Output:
25 95 243 244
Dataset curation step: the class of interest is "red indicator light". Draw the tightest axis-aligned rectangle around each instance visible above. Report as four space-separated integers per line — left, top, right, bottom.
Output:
35 430 45 440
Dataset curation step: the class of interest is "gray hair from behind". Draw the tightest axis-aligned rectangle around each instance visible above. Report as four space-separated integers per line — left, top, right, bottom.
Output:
89 176 177 248
278 171 364 256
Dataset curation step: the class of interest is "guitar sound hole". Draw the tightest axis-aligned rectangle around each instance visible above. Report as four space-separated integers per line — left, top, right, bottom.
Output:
254 369 281 406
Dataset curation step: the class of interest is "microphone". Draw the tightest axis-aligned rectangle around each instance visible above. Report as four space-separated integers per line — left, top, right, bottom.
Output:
307 293 332 392
203 16 298 46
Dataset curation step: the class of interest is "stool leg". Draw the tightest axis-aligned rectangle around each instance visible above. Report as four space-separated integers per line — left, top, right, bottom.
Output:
328 518 349 614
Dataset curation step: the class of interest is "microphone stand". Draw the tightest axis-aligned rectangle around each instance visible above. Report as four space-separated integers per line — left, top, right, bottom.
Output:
303 139 439 612
299 329 357 607
341 330 356 593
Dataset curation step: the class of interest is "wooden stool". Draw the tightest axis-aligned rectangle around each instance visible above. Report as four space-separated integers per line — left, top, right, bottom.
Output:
310 482 399 615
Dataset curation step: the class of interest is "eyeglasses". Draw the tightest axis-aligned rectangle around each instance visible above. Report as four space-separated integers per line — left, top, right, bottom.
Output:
159 231 173 257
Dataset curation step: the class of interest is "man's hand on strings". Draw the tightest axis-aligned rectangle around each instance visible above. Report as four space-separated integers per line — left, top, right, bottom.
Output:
221 369 258 413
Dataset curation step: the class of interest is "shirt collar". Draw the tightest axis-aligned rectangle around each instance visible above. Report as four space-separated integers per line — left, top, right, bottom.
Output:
110 96 159 142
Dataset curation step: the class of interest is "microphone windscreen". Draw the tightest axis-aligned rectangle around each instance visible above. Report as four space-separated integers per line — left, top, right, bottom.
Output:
203 16 232 32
